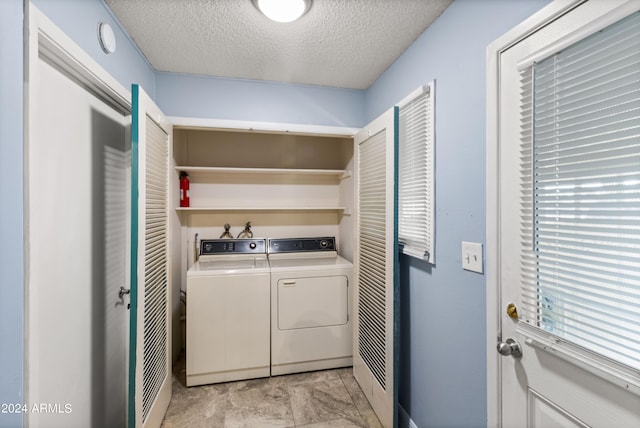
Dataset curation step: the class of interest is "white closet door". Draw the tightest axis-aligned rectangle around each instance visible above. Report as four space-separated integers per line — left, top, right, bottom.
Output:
129 84 172 428
26 7 132 428
354 107 398 428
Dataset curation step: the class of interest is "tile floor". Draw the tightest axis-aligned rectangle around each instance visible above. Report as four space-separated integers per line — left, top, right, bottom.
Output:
161 354 383 428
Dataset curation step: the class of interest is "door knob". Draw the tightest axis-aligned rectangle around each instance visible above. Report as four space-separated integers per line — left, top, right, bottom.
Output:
497 338 522 358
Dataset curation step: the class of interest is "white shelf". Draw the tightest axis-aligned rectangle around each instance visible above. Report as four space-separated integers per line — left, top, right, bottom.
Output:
175 166 351 180
176 206 351 214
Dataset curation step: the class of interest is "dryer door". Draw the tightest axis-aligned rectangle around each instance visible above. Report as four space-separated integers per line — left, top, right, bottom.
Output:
278 276 349 330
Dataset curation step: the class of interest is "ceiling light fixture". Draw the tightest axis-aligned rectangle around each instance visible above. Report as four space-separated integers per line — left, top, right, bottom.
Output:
253 0 311 23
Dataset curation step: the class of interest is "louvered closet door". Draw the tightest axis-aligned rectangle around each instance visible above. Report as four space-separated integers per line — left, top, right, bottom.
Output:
129 85 172 428
354 107 398 428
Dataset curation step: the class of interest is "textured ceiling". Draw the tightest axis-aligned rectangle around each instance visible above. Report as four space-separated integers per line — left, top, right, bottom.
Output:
105 0 452 89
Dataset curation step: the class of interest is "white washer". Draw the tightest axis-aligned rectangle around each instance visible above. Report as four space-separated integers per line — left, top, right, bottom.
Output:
186 238 270 386
268 237 353 375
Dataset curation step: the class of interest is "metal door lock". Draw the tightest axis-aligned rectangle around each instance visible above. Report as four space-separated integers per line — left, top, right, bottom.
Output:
506 303 519 320
497 338 523 358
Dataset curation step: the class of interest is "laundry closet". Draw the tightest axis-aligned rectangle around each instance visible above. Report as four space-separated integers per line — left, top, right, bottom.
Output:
171 124 358 386
171 126 356 284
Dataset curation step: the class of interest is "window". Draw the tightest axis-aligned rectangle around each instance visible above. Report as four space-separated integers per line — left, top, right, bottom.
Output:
520 11 640 370
398 82 435 262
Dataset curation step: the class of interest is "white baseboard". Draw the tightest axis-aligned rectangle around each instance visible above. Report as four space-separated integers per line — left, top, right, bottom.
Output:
399 405 418 428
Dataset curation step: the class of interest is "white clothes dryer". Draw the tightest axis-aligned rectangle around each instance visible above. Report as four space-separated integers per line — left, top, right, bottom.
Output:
186 238 270 386
268 237 353 376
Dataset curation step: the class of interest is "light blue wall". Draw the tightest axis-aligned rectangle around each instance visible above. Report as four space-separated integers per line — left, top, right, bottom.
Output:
365 1 550 427
156 72 365 127
32 0 156 98
0 0 24 427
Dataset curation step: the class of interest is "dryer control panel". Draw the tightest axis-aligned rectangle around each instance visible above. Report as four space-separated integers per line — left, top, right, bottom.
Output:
268 237 336 254
200 238 266 255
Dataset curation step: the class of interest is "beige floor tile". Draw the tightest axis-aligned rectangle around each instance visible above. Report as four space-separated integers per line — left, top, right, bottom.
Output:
358 410 383 428
288 379 360 426
295 416 371 428
340 375 374 414
161 359 380 428
225 383 294 428
161 376 228 427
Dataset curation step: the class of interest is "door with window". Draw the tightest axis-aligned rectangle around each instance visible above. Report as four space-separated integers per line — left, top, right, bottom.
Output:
491 0 640 426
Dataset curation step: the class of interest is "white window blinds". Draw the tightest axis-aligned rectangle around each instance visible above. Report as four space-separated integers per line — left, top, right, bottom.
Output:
398 82 435 262
520 11 640 370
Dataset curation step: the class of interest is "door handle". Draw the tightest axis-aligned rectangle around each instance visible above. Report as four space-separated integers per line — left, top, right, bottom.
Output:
497 338 522 358
116 286 131 309
119 286 131 299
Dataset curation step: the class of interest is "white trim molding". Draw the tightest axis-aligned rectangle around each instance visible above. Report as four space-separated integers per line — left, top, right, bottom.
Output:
168 116 360 137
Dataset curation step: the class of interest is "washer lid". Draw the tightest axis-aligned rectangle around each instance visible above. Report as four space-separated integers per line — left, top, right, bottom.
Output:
188 255 270 276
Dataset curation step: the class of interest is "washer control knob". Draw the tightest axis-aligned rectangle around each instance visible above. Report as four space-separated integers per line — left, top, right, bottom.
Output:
249 242 257 249
320 240 328 248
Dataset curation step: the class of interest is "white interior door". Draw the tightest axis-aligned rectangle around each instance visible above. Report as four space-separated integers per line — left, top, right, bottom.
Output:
26 7 132 428
353 107 398 428
491 1 640 426
129 84 172 428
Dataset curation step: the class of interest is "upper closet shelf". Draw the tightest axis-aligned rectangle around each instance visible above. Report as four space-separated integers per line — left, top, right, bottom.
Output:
175 166 352 180
176 206 351 215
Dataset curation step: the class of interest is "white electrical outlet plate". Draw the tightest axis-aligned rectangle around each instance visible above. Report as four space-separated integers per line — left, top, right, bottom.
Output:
462 241 483 274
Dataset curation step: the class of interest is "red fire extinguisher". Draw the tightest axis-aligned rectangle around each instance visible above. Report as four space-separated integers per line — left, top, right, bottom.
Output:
179 171 190 207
